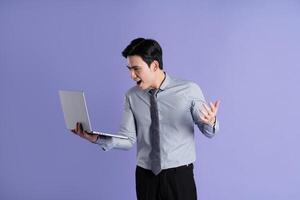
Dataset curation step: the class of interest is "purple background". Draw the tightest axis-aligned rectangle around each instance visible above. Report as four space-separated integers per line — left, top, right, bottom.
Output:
1 0 300 199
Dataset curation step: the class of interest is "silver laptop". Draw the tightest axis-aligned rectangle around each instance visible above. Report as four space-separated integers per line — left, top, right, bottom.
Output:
59 90 128 139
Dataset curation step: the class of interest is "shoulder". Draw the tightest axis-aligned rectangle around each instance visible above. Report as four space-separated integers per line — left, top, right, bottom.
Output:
169 76 204 100
170 75 202 92
187 81 202 93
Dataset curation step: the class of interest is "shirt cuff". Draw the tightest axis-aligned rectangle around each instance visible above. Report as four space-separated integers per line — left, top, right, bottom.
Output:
94 136 114 151
203 118 219 137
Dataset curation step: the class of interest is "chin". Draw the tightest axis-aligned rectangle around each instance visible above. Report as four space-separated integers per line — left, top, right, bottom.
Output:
139 86 147 90
139 84 149 90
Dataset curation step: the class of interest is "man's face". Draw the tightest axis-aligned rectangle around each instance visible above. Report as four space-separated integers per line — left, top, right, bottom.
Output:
127 55 156 90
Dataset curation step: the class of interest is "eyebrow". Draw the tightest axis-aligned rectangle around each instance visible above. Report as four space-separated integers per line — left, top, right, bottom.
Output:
127 65 141 70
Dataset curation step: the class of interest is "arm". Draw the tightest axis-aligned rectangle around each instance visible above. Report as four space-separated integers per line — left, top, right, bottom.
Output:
71 95 137 151
190 83 220 138
94 94 136 151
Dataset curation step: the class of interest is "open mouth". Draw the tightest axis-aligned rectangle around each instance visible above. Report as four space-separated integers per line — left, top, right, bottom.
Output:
136 80 142 85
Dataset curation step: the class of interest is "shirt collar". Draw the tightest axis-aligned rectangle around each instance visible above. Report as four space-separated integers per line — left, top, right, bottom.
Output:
159 72 170 91
146 72 170 94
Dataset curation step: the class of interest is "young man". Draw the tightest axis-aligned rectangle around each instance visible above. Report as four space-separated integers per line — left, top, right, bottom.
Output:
72 38 220 200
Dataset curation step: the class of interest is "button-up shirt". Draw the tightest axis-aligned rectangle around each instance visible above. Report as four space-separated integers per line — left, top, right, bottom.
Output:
96 73 219 170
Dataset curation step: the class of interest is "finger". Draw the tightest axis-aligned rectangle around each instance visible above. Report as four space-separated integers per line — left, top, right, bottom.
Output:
209 102 216 113
203 103 213 115
214 100 221 113
199 109 212 122
84 131 92 137
79 123 83 133
76 122 79 133
78 129 84 137
200 116 209 123
76 122 82 133
199 108 208 117
214 100 220 108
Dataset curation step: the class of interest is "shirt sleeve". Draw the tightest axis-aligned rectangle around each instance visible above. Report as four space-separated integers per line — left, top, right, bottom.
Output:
95 94 137 151
189 82 219 138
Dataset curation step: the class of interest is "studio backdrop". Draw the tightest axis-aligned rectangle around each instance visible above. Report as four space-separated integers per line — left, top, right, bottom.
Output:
1 0 300 199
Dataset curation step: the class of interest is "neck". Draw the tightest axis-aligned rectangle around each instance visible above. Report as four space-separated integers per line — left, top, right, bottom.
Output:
152 70 165 89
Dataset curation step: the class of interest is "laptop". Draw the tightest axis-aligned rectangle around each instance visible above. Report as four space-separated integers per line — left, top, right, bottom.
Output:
59 90 128 139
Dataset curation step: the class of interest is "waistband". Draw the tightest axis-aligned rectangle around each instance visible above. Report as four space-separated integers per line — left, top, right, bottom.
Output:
137 163 193 173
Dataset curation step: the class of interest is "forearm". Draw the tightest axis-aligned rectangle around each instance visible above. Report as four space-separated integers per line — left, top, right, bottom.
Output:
197 118 219 138
94 134 136 151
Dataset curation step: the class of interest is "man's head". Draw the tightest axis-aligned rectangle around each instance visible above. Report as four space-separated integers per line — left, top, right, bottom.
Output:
122 38 164 90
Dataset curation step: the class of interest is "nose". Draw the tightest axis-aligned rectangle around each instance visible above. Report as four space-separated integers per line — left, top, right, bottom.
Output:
130 70 137 80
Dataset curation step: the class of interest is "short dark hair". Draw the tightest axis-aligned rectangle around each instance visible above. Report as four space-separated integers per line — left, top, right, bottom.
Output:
122 38 163 70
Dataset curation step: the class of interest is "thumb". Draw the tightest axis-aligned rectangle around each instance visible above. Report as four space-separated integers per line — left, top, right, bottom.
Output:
214 100 221 110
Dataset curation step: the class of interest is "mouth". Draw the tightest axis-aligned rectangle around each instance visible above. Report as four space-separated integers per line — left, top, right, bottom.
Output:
136 80 142 86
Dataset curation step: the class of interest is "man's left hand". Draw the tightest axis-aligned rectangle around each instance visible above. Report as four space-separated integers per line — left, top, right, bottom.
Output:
199 100 220 126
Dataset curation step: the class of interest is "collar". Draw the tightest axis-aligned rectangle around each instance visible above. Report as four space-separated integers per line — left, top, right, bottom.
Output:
146 72 170 94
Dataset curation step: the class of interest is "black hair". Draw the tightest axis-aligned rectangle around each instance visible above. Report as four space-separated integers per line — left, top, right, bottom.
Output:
122 38 163 70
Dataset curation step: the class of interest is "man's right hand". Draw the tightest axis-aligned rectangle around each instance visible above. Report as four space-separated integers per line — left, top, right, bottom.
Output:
71 122 98 143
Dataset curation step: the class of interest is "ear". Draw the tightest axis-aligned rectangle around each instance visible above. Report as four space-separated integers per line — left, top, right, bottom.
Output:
150 60 159 71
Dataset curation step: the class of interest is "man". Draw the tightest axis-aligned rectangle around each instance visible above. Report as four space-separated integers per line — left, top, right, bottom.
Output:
72 38 220 200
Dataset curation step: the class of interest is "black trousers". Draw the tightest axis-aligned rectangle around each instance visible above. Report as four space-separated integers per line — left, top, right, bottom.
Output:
135 164 197 200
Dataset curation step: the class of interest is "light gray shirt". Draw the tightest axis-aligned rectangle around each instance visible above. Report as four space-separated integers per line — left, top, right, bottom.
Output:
96 73 219 170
